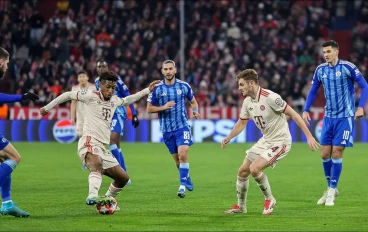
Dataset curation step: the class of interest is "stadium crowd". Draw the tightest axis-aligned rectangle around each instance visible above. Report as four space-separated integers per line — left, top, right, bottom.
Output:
0 0 367 114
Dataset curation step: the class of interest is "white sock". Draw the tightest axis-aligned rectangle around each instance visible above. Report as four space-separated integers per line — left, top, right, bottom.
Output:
105 183 123 198
236 176 249 210
254 172 273 200
328 187 336 196
88 172 102 197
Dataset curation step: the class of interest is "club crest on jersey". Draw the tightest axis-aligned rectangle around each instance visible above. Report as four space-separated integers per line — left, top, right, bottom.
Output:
111 102 114 107
177 89 182 95
336 71 341 77
260 105 265 111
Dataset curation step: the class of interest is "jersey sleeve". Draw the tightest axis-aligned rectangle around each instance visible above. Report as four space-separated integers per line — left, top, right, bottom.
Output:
185 84 194 101
267 92 288 113
117 88 150 106
311 67 321 84
116 77 130 97
344 62 364 81
74 89 94 104
239 99 250 120
44 90 93 112
147 88 158 105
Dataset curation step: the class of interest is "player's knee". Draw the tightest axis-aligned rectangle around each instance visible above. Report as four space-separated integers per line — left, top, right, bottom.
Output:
320 148 332 159
332 147 344 158
7 151 21 163
249 165 261 176
238 166 250 177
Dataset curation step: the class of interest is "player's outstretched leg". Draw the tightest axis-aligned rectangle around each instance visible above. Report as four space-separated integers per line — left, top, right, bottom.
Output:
84 153 103 205
103 164 129 209
0 175 30 217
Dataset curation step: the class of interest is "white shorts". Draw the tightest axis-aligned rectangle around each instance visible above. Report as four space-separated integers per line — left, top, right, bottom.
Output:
77 135 119 170
245 137 291 168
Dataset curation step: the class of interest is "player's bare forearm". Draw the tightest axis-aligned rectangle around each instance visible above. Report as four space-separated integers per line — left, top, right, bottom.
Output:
189 98 199 110
43 91 75 113
119 88 150 106
285 106 314 138
70 100 77 121
227 119 248 140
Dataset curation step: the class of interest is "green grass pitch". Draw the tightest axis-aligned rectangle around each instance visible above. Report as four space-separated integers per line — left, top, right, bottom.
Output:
1 142 368 231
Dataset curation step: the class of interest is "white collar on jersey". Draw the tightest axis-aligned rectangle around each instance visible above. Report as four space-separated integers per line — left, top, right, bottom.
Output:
250 86 262 102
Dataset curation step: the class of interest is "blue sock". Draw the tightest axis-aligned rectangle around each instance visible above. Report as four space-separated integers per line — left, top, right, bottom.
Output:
118 148 127 173
1 175 12 203
322 158 332 187
179 163 189 187
0 160 17 186
330 158 342 189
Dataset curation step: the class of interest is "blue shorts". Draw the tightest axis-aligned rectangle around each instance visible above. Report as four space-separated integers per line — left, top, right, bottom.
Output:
111 114 125 136
320 116 354 147
163 127 193 154
0 134 9 151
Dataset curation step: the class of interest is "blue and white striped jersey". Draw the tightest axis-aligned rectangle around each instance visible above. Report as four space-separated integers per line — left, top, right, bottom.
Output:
309 59 367 118
147 79 194 132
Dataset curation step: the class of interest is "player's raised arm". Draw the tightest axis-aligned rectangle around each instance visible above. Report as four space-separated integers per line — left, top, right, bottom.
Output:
40 90 92 116
118 80 160 107
303 67 323 126
70 99 77 124
116 76 139 127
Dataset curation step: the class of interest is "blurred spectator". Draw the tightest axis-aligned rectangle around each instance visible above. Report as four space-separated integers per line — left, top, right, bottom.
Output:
0 0 366 116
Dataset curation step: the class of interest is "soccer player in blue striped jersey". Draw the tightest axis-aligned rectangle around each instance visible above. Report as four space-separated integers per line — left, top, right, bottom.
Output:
147 60 200 198
0 47 39 217
95 60 139 185
303 40 368 206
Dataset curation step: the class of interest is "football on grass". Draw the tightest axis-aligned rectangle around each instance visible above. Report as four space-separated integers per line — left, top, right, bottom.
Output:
96 197 118 215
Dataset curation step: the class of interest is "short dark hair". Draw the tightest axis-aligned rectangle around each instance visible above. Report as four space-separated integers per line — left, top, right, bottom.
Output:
0 47 9 60
78 71 88 76
162 60 175 67
97 58 106 64
236 69 259 84
322 40 339 49
99 70 118 83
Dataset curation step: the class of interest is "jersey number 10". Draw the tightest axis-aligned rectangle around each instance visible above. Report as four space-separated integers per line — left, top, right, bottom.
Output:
342 130 350 140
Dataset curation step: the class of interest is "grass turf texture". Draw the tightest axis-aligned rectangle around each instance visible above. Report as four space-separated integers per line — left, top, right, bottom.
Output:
1 142 367 231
